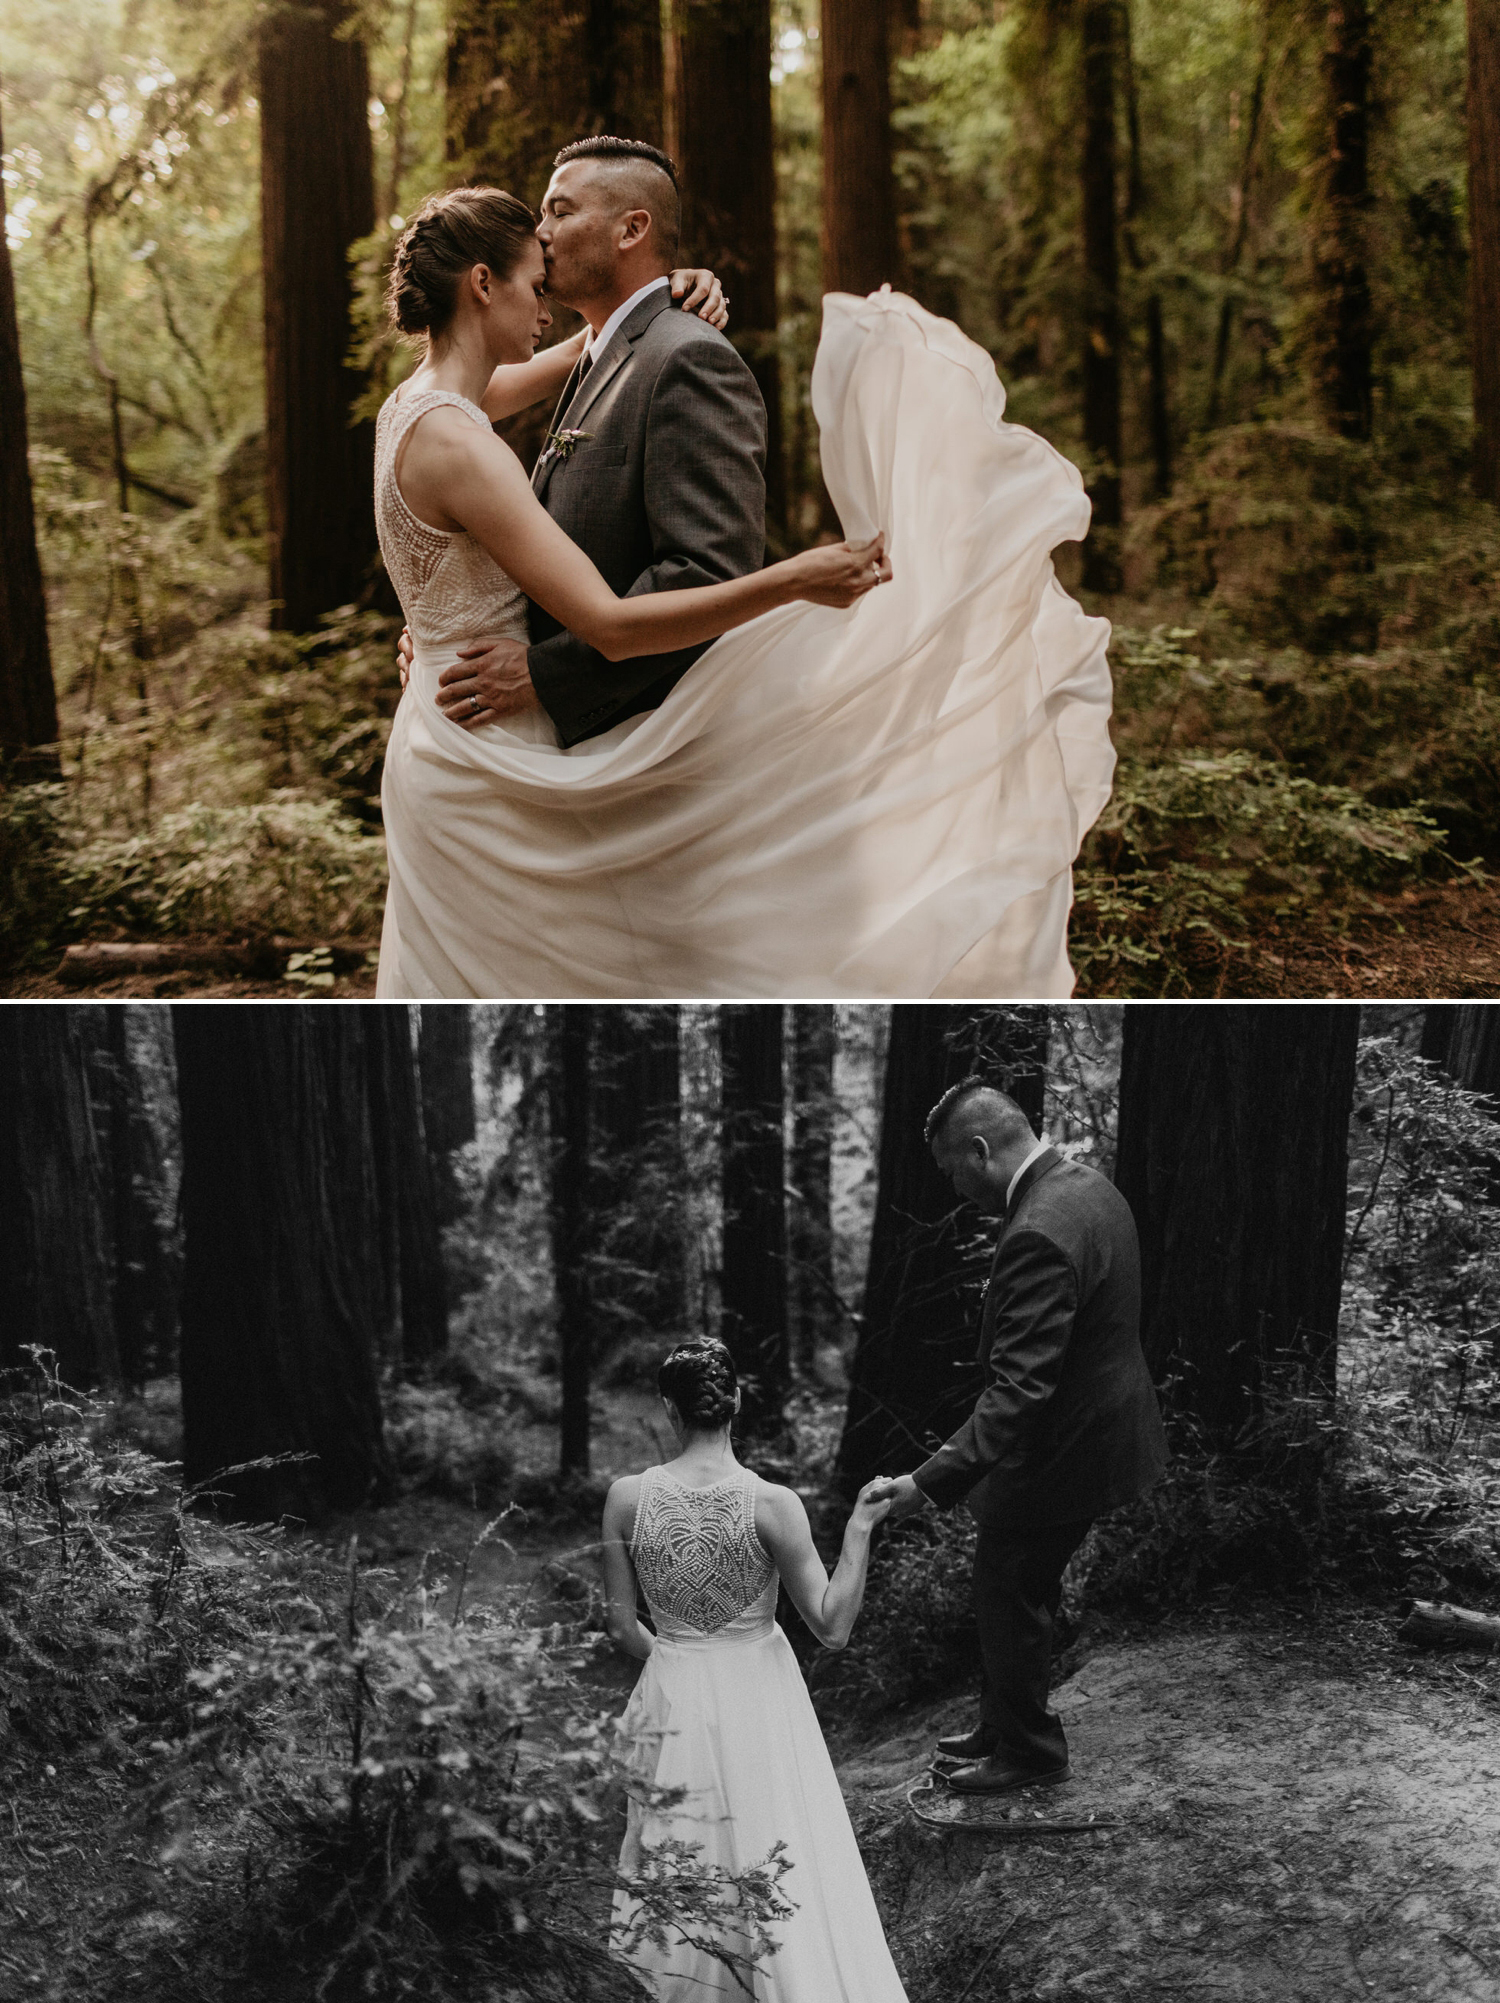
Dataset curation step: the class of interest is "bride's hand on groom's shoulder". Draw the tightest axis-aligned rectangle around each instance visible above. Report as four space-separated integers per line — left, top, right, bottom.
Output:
669 268 730 331
786 532 893 610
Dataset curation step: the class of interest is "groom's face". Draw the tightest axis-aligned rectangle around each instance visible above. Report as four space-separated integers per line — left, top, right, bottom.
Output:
932 1132 1007 1215
537 162 625 309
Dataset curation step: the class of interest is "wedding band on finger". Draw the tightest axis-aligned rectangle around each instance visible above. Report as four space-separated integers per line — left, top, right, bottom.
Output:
469 694 480 715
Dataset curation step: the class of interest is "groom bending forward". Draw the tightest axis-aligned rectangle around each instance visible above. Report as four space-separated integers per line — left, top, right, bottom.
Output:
876 1081 1167 1794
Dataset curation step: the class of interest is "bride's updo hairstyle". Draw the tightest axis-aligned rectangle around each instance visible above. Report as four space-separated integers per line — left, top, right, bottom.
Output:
658 1338 739 1432
387 187 536 339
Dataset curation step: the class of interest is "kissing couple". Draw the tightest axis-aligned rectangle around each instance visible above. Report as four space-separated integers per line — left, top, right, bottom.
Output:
376 136 1116 1002
598 1080 1167 2000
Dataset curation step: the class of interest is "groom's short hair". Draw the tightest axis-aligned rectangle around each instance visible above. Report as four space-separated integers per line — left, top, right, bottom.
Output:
553 136 682 261
925 1077 1033 1151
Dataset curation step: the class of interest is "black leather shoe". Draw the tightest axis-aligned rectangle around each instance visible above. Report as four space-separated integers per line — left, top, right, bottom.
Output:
935 1726 996 1761
946 1757 1069 1796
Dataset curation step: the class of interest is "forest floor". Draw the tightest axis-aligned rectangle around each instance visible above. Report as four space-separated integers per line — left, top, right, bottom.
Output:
11 872 1500 1001
8 1384 1500 2003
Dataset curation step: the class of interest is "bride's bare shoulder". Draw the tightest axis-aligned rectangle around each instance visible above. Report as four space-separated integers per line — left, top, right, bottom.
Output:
751 1477 810 1542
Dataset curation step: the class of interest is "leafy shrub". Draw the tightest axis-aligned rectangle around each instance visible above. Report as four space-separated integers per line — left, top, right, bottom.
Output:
383 1380 515 1504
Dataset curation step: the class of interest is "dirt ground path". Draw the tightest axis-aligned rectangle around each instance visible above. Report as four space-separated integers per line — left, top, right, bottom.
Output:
840 1614 1500 2002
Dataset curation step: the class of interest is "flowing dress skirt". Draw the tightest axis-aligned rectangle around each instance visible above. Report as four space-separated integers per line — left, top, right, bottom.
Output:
610 1623 908 2002
377 289 1114 999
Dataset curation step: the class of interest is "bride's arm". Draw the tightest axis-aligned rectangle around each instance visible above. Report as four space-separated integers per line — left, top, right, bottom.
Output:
756 1481 892 1650
602 1478 654 1661
439 423 889 654
479 268 730 422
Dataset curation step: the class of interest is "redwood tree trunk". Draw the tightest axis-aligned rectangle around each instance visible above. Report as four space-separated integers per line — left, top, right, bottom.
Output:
1424 1005 1500 1100
719 1005 788 1437
367 1007 449 1373
1469 0 1500 500
668 0 785 533
591 1006 687 1352
0 1009 118 1389
418 1005 476 1225
788 1006 838 1372
1080 0 1124 589
0 100 58 765
259 0 377 632
1311 0 1375 441
820 0 900 297
174 1007 392 1520
836 1008 1048 1491
549 1006 594 1476
1113 1005 1358 1436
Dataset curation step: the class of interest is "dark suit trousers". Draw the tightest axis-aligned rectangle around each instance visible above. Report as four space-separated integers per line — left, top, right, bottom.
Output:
972 1516 1093 1768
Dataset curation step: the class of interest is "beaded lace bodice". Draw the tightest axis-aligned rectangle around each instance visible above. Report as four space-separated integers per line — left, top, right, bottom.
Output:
374 387 529 654
630 1467 778 1639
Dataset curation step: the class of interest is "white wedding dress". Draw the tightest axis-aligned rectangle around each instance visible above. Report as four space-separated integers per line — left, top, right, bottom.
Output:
610 1465 909 2002
374 289 1114 999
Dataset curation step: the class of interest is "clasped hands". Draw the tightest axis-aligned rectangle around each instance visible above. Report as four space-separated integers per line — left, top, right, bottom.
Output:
859 1473 932 1521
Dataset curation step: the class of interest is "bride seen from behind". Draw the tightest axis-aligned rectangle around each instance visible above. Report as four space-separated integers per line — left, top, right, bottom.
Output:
600 1338 910 2002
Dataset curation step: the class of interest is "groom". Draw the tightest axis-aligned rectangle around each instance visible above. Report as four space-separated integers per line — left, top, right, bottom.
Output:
432 135 767 746
875 1081 1167 1794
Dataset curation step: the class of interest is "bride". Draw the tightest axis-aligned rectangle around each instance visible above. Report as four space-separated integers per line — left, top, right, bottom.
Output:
374 185 1113 1000
601 1338 908 2001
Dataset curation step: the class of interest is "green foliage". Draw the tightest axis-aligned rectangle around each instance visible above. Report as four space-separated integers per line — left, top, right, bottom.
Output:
383 1380 516 1505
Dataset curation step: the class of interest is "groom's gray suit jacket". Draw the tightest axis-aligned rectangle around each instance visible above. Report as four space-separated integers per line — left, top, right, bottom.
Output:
527 284 768 748
915 1150 1168 1531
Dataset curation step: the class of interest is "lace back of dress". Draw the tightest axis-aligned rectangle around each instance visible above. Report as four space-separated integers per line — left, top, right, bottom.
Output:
374 390 479 615
631 1470 776 1636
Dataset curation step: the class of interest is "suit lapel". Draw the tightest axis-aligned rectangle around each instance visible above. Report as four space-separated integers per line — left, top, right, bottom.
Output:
533 285 676 500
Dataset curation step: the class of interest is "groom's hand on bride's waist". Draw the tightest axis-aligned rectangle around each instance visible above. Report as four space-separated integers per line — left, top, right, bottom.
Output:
437 636 539 729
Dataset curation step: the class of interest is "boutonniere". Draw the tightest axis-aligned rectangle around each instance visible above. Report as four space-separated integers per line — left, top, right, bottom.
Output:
542 427 591 464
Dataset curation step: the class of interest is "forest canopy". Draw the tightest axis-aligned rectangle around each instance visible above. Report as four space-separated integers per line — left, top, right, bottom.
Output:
0 0 1496 996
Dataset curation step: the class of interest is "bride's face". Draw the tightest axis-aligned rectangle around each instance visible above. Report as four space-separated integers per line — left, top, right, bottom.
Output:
489 238 552 364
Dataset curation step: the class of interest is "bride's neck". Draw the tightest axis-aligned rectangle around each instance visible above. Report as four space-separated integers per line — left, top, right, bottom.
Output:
673 1428 737 1472
415 326 502 410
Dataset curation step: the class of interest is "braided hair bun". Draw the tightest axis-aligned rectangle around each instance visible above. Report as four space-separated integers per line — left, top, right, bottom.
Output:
386 187 536 339
658 1338 739 1431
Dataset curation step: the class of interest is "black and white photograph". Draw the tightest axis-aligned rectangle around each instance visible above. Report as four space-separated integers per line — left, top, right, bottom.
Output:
2 1001 1499 2002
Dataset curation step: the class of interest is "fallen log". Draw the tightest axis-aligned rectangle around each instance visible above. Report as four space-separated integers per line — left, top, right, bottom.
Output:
1397 1599 1500 1653
55 940 374 987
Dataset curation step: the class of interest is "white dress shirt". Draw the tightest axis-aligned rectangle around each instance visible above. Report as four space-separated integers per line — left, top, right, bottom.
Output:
1006 1136 1051 1212
584 275 670 369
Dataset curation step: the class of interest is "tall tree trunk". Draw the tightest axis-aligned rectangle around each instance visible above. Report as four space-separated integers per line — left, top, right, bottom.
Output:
549 1006 594 1476
0 1009 118 1389
1080 0 1124 589
1310 0 1375 441
820 0 900 298
0 100 58 767
836 1007 1048 1491
1205 1 1276 428
667 0 785 535
174 1007 392 1520
92 1007 182 1388
1113 1005 1358 1437
447 0 664 198
788 1006 838 1373
1469 0 1500 500
259 0 377 633
367 1007 449 1373
719 1005 788 1438
1423 1004 1500 1100
418 1005 476 1225
591 1006 687 1351
1121 0 1172 497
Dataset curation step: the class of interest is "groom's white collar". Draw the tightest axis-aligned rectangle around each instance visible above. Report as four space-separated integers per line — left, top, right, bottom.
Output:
586 276 670 365
1006 1136 1051 1212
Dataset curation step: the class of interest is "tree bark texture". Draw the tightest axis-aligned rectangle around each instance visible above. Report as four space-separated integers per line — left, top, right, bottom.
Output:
549 1006 594 1475
820 0 901 297
788 1006 838 1372
836 1006 1044 1491
667 0 785 532
418 1005 476 1225
1081 0 1125 587
0 99 58 763
259 0 378 633
93 1008 180 1386
174 1007 392 1520
0 1009 119 1389
719 1005 788 1437
1470 0 1500 500
1113 1004 1359 1436
447 0 664 201
1425 1004 1500 1101
366 1007 449 1373
1310 0 1375 441
590 1005 687 1351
